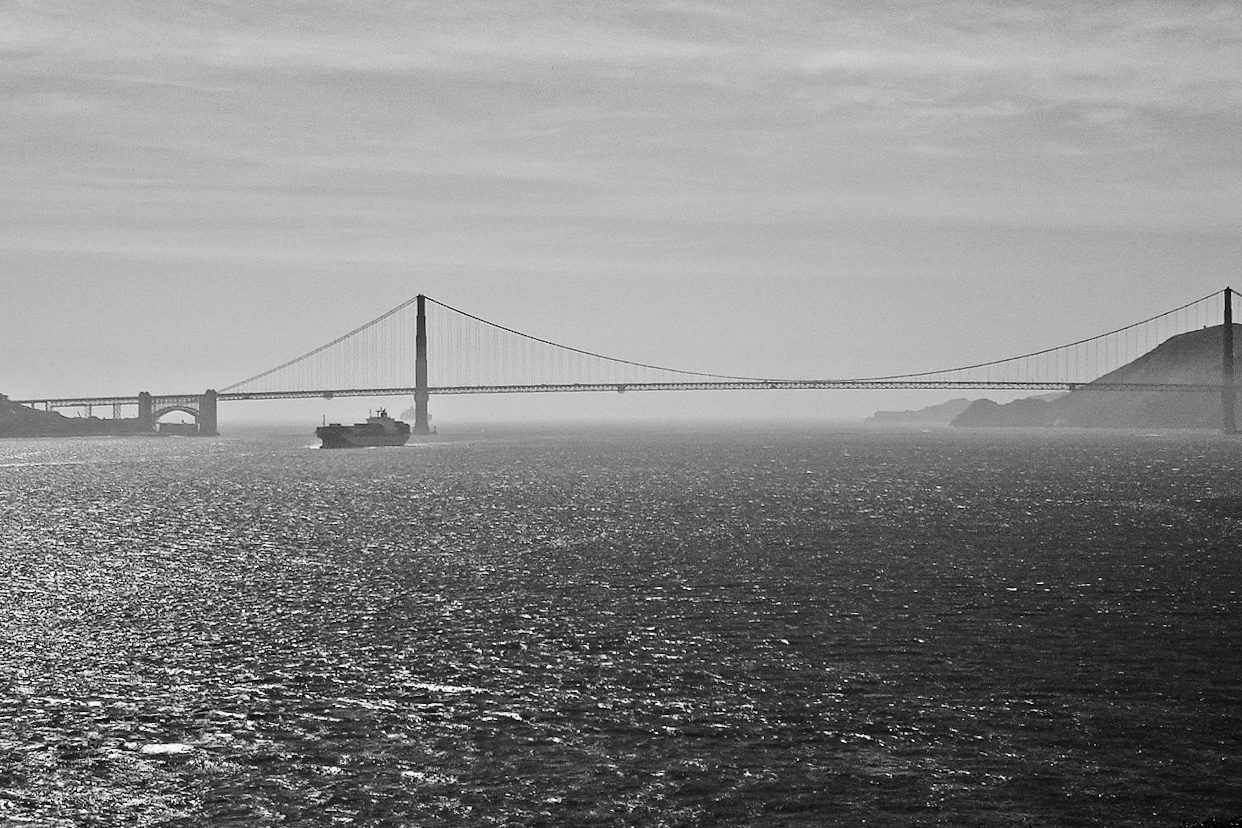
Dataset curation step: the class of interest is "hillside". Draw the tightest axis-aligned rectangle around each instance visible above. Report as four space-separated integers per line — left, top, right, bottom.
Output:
952 324 1242 429
867 397 977 425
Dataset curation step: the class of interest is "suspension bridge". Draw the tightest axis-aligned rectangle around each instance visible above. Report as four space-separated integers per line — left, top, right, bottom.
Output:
12 288 1241 435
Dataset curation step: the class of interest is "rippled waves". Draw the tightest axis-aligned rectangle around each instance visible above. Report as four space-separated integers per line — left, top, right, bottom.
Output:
2 426 1241 826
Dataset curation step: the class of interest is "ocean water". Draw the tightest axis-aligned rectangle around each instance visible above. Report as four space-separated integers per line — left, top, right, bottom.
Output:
1 423 1241 827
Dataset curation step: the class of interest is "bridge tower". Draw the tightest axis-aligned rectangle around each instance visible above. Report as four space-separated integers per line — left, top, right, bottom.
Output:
199 389 219 436
1225 287 1236 435
138 392 153 430
414 294 431 434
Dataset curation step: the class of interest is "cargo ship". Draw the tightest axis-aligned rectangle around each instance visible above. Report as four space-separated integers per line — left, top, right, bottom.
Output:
316 409 411 448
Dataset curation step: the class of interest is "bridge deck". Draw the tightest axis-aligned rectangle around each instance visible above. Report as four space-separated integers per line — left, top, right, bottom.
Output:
13 380 1228 409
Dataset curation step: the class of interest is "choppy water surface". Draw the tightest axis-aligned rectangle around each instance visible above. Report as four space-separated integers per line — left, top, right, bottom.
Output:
2 424 1241 826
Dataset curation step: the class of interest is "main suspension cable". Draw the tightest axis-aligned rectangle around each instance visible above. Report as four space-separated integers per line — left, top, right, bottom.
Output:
426 297 769 382
850 289 1222 382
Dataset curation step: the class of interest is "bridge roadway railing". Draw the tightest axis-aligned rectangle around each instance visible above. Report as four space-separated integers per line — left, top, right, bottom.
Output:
214 380 1229 401
15 380 1229 411
12 394 203 409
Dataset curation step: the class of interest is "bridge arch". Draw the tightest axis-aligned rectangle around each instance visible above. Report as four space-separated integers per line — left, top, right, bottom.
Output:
152 405 201 423
138 390 218 436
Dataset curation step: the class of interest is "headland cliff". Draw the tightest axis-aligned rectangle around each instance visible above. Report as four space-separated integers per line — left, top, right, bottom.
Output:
951 324 1242 429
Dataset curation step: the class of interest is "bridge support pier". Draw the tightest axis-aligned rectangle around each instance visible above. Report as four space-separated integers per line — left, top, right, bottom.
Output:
138 392 154 431
413 294 431 434
198 390 219 436
1224 288 1236 435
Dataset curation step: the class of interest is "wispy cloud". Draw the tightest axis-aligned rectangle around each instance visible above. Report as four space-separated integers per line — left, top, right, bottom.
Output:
1 0 1240 271
6 2 1238 129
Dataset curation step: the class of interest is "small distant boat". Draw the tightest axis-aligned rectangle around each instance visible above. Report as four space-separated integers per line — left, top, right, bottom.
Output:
316 409 411 449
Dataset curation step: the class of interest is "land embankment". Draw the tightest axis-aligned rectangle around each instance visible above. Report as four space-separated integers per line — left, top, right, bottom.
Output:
0 394 149 437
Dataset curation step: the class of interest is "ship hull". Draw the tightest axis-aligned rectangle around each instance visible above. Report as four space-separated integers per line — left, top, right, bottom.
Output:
315 411 412 448
316 428 411 449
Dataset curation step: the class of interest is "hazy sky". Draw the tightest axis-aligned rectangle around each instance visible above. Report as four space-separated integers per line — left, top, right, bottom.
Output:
3 1 1240 422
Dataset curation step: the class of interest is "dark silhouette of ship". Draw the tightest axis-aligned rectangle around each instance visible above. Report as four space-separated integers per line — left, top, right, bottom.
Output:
316 409 411 448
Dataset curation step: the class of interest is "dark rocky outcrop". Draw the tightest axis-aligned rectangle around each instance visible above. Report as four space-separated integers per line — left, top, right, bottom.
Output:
951 324 1241 429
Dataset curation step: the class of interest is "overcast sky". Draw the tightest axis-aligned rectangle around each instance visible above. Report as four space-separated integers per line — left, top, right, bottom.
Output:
3 1 1240 423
